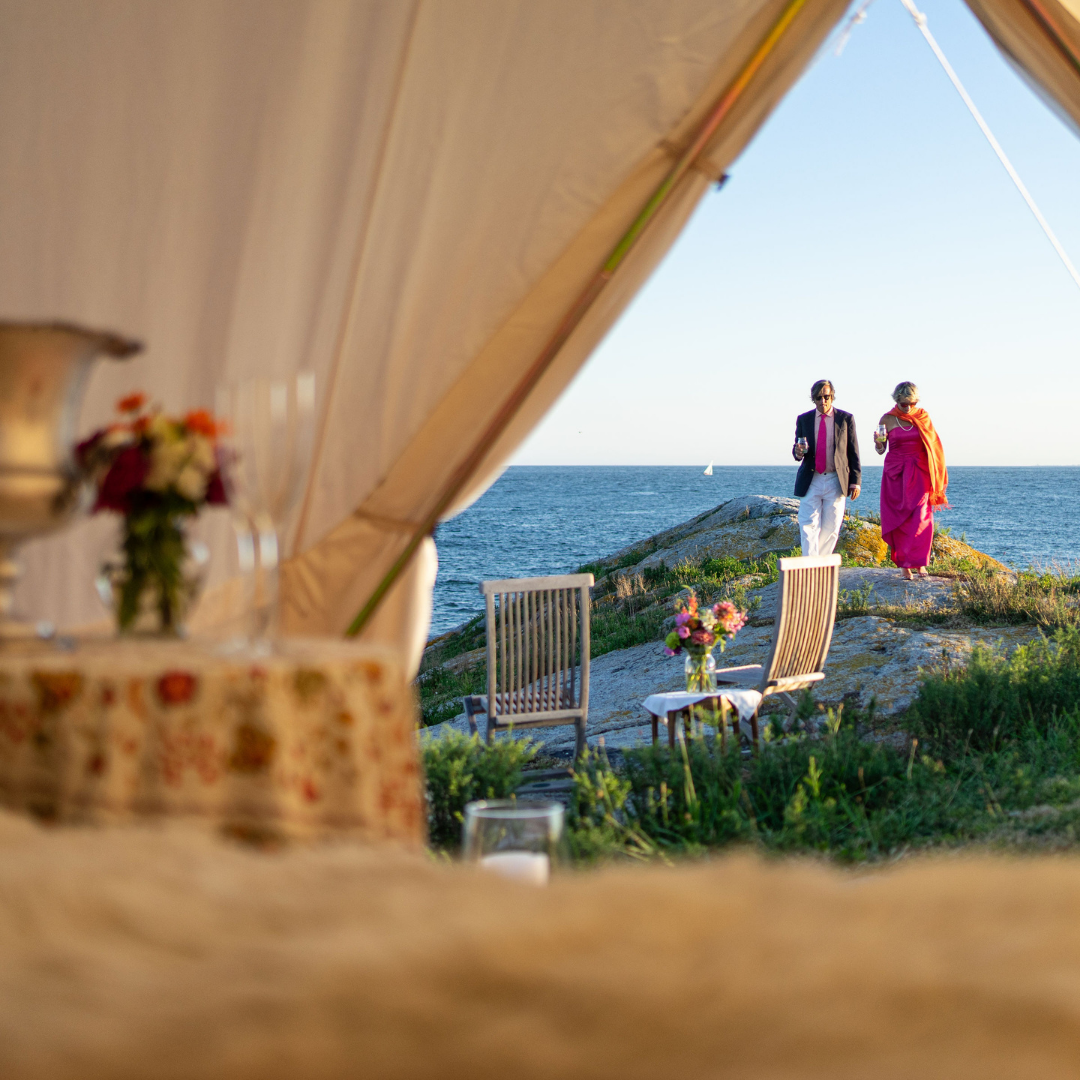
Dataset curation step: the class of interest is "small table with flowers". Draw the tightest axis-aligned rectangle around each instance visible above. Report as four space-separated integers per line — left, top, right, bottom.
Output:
642 689 763 749
0 637 424 845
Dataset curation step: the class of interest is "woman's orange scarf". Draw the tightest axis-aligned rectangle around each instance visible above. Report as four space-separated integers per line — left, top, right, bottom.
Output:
888 406 949 506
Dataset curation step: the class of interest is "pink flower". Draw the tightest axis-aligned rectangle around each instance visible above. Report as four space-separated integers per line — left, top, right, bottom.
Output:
690 629 713 646
677 626 690 639
663 646 676 657
674 612 691 627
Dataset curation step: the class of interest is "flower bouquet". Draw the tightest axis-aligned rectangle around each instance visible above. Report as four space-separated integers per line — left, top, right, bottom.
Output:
77 393 227 634
664 592 747 692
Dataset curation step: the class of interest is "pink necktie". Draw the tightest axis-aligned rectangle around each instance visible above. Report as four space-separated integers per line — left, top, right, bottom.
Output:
816 414 827 473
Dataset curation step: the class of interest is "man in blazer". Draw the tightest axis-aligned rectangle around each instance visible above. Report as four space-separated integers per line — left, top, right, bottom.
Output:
792 379 861 557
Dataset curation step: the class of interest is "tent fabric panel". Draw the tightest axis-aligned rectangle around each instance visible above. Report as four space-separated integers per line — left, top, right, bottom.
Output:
964 0 1080 135
283 0 852 641
7 0 780 632
1 0 851 646
292 0 784 555
3 0 421 628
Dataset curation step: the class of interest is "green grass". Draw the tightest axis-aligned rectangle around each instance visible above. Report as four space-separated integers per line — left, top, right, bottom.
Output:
954 566 1080 628
419 627 1080 863
906 626 1080 756
561 626 1080 864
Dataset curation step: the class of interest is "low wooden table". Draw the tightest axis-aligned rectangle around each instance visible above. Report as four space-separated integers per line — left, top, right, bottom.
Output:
0 637 424 844
642 689 763 749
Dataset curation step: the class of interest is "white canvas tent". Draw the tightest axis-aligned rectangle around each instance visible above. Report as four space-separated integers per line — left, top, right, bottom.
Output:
1 0 1078 673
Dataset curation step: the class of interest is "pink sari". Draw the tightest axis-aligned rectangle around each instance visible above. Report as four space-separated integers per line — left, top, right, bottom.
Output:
881 425 933 569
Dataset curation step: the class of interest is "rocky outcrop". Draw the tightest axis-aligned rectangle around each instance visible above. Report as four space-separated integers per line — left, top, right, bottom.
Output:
425 617 1037 754
596 494 1004 573
422 495 1023 754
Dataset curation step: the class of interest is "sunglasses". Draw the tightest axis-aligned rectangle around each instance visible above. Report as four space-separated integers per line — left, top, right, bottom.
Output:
813 394 834 402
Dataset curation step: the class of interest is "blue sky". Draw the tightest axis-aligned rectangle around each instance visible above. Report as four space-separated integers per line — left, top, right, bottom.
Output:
514 0 1080 467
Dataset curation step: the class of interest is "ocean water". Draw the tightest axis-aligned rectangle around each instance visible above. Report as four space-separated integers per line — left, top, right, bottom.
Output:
430 466 1080 635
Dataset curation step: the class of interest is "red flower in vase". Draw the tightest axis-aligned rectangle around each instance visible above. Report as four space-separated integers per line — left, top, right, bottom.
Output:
204 470 228 506
94 446 150 512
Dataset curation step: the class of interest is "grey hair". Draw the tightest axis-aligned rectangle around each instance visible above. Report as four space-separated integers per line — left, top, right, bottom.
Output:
810 379 834 401
892 381 919 403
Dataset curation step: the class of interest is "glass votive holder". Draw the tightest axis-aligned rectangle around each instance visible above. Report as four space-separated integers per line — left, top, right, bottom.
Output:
462 800 565 885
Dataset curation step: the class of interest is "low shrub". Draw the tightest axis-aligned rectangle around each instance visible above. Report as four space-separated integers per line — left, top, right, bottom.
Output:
565 697 1080 863
619 736 751 852
906 626 1080 757
567 705 953 863
422 731 538 849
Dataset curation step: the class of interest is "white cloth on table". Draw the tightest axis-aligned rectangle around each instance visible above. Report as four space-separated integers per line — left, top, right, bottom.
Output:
643 689 762 723
798 470 845 556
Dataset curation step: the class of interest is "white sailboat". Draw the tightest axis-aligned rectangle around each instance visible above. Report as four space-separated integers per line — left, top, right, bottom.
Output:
703 460 713 476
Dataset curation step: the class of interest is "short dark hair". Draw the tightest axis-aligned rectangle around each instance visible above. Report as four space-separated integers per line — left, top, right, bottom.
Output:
810 379 834 401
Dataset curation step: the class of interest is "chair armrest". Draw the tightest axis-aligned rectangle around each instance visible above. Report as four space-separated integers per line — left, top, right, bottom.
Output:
713 664 763 684
764 673 825 693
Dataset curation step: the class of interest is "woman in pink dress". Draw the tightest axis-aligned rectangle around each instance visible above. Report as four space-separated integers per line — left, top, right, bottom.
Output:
874 382 949 581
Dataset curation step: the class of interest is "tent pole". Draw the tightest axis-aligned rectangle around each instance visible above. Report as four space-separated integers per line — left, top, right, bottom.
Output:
345 0 810 638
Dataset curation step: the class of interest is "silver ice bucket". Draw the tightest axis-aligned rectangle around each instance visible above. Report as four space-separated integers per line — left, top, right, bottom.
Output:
0 321 141 637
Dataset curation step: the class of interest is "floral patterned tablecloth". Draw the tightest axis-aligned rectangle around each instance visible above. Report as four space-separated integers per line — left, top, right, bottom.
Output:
0 638 424 845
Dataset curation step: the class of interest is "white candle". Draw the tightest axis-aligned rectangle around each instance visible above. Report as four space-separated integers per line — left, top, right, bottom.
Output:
479 851 550 886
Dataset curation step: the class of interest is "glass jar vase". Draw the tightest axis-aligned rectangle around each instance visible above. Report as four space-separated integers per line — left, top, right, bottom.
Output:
96 527 209 637
685 650 717 693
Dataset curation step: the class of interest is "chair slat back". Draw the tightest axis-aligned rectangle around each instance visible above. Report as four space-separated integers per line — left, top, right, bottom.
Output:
762 555 840 683
482 574 593 718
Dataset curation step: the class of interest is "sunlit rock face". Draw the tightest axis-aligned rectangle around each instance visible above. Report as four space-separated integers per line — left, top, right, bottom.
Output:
596 495 1001 573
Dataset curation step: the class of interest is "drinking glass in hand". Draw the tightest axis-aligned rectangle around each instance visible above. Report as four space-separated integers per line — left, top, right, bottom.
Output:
876 424 888 447
796 437 809 459
462 800 566 885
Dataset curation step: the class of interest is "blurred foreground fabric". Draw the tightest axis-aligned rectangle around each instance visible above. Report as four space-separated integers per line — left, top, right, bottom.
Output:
2 812 1080 1078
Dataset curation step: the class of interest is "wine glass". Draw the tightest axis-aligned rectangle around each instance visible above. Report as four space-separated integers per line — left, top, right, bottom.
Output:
216 373 316 644
462 800 566 885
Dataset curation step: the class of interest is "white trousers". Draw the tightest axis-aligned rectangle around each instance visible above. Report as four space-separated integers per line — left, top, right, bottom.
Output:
798 471 845 557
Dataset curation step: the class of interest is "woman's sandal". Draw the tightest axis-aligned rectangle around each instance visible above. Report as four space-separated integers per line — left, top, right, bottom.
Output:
917 568 930 579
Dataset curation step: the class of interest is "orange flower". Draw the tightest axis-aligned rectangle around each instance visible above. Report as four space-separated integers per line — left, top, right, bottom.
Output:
184 409 218 438
116 392 147 414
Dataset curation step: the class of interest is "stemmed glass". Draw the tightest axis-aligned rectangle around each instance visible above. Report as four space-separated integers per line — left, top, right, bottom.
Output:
215 372 316 645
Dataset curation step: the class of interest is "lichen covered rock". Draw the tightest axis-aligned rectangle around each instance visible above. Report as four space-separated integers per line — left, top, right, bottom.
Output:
596 495 1001 573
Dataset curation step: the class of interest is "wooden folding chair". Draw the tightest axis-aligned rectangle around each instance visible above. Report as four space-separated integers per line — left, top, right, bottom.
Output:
712 554 841 747
463 574 593 759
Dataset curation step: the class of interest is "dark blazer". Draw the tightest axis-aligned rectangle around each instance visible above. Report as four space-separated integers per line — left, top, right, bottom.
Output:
792 407 861 498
